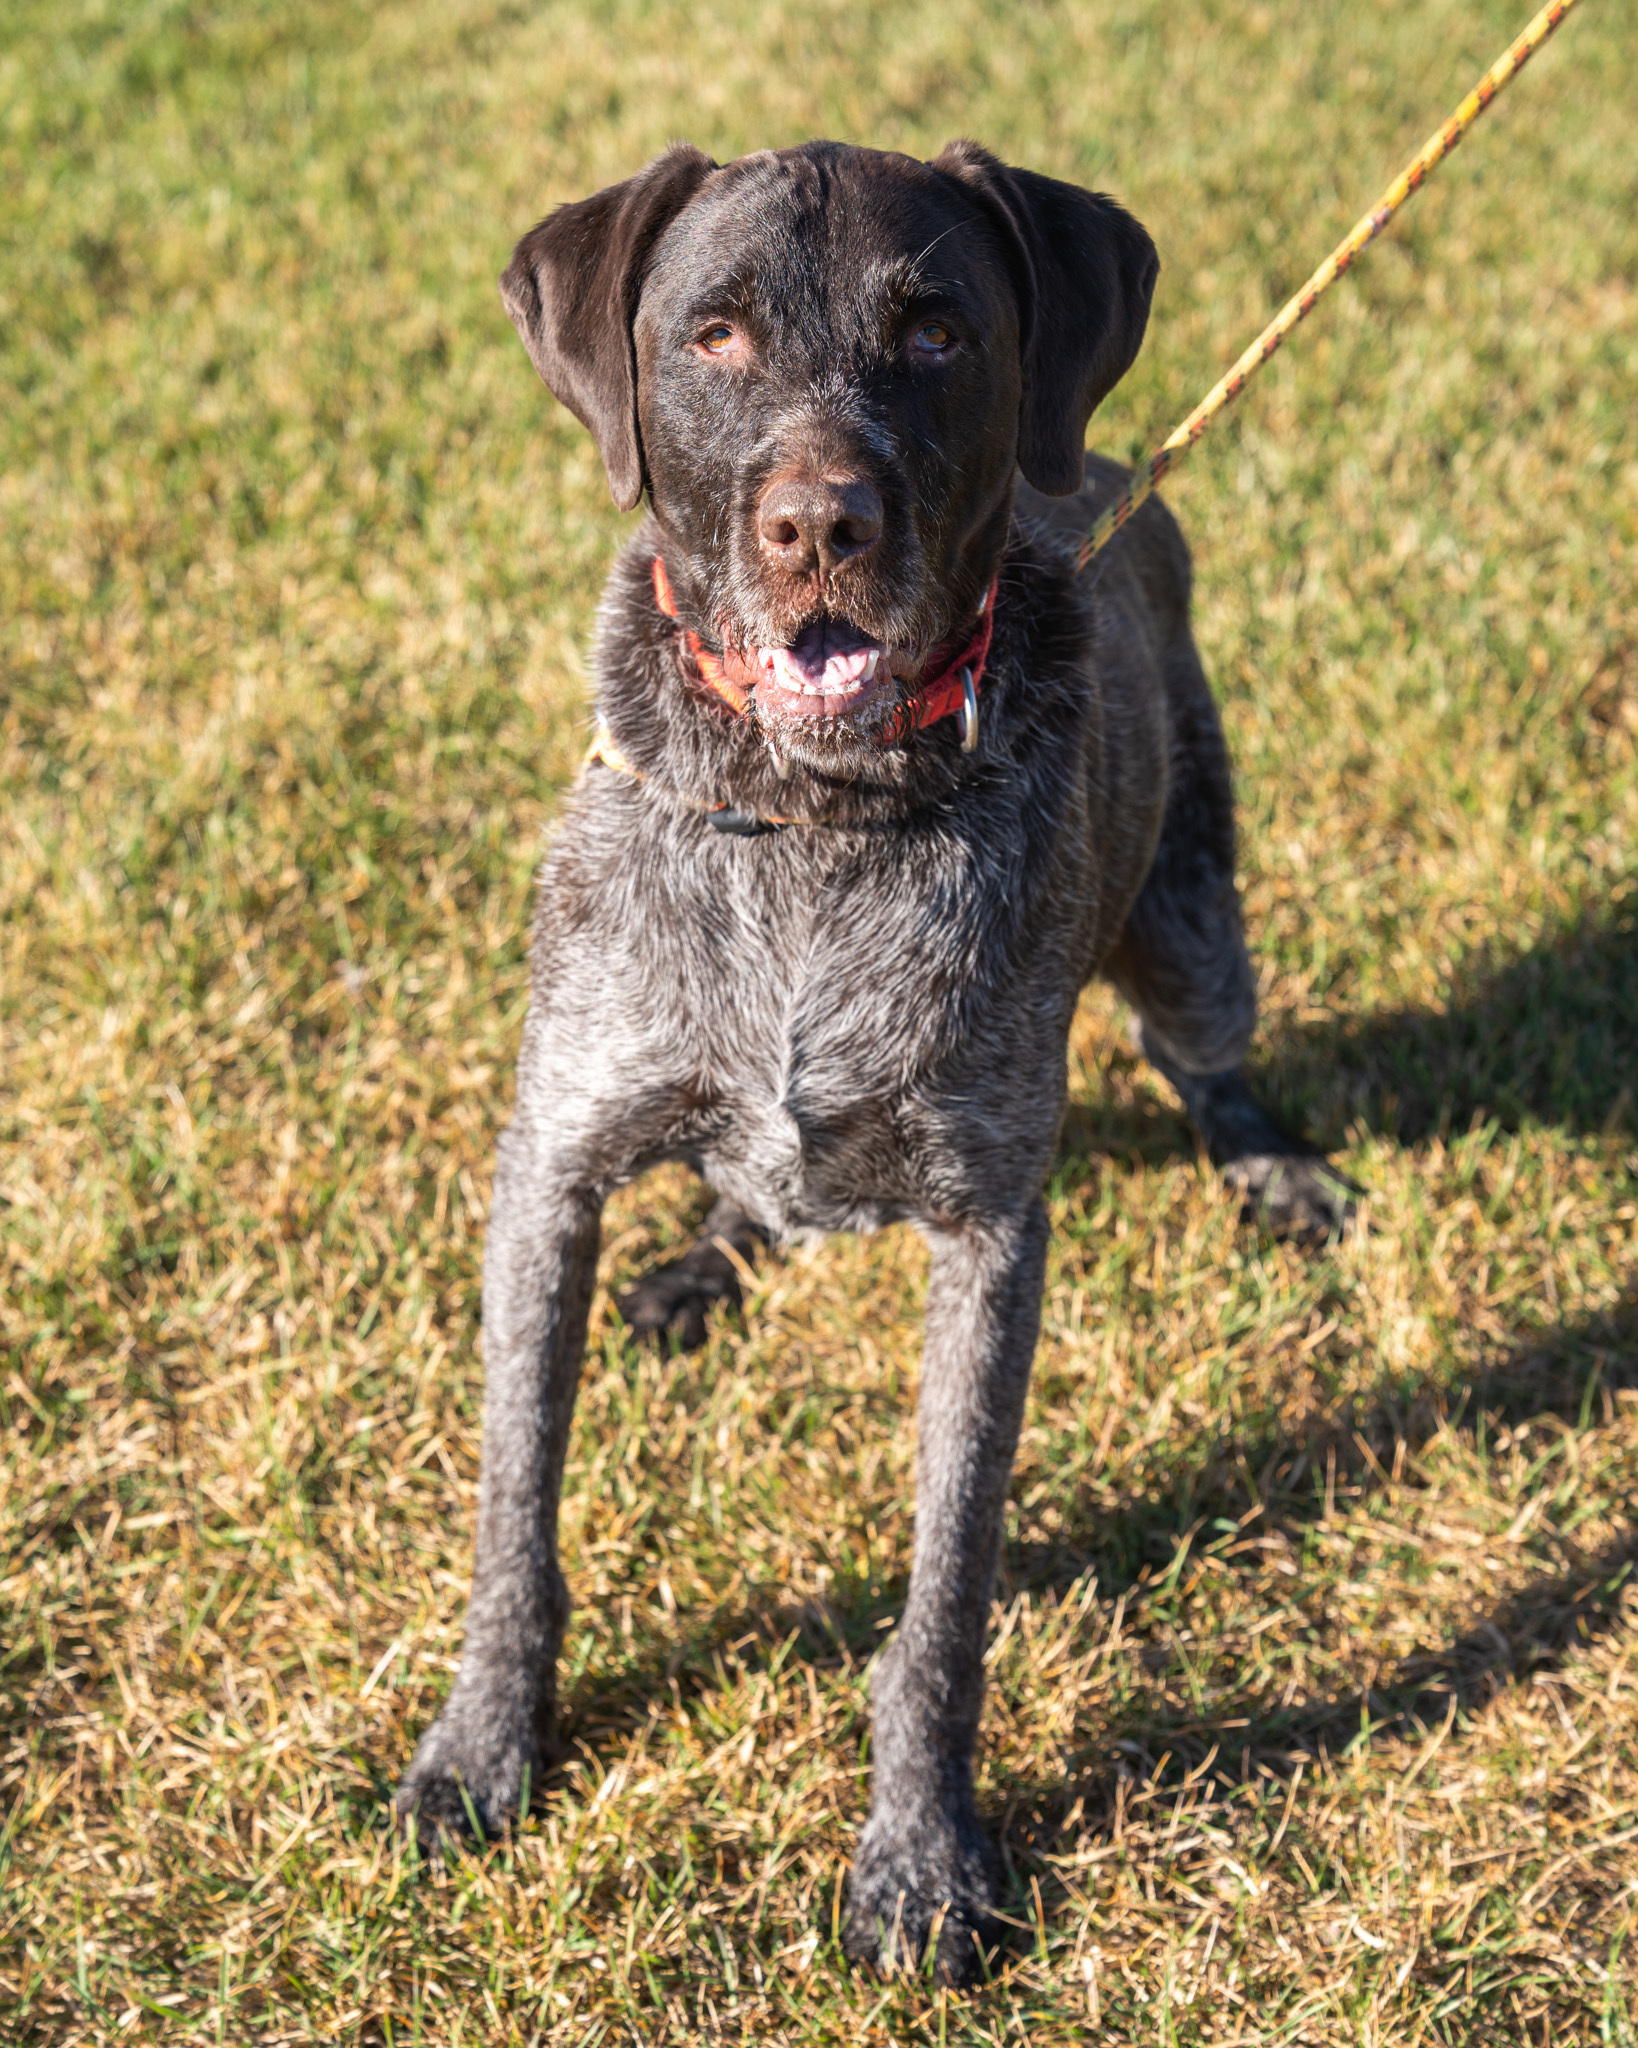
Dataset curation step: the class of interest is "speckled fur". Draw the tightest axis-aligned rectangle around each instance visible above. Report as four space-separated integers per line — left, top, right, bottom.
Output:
395 140 1351 1987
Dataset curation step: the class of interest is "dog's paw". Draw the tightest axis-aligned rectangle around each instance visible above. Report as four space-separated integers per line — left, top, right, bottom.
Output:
617 1220 761 1350
615 1257 726 1350
616 1203 767 1351
842 1829 1002 1988
392 1710 540 1857
1226 1153 1358 1243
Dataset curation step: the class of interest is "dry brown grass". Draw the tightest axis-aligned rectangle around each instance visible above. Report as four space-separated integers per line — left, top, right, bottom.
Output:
3 0 1637 2039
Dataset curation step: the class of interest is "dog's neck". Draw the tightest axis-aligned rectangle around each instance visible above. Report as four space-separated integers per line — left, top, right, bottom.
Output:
648 552 999 757
588 514 1094 831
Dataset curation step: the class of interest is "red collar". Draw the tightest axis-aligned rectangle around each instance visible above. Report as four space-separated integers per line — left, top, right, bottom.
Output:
650 556 997 746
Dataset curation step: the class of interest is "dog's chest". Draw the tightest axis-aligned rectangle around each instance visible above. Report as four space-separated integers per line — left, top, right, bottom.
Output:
692 840 972 1211
550 809 1072 1228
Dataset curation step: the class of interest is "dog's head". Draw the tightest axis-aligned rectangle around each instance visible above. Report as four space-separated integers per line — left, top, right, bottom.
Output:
502 140 1156 769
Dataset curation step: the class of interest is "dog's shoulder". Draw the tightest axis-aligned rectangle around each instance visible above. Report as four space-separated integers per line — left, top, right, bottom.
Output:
1016 452 1194 636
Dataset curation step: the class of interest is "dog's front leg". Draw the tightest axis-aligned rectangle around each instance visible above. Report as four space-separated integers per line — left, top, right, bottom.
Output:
844 1199 1049 1987
394 1121 602 1852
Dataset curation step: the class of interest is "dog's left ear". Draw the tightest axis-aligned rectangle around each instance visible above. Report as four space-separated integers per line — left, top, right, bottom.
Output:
933 141 1158 497
501 144 718 511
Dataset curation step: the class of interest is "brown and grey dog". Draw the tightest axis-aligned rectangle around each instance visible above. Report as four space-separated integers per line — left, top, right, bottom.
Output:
394 138 1350 1985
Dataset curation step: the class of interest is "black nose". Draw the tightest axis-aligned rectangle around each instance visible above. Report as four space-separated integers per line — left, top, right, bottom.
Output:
757 473 884 577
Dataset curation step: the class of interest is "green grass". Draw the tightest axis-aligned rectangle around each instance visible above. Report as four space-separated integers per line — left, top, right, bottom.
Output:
3 0 1637 2040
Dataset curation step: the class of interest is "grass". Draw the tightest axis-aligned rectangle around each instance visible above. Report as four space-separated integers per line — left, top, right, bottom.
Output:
2 0 1636 2039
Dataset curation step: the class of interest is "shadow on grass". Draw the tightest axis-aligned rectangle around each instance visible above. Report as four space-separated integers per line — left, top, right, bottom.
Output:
1004 906 1638 1786
996 1282 1637 1895
1007 1284 1638 1596
1056 902 1638 1172
1026 1511 1638 1782
1273 902 1638 1148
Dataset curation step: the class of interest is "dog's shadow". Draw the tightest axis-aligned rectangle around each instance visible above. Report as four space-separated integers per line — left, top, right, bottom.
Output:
991 1283 1637 1961
1049 904 1636 1187
1023 904 1638 1822
1001 1277 1637 1772
538 1280 1635 1945
1279 905 1632 1151
1281 902 1638 1148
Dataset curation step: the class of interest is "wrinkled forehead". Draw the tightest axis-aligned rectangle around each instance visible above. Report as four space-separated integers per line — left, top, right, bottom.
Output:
639 144 1011 341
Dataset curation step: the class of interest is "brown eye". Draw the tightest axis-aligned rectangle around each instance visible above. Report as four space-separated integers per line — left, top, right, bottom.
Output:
699 323 736 355
913 320 953 353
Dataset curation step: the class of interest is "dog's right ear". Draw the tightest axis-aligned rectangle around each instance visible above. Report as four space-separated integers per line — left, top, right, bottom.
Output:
500 145 717 511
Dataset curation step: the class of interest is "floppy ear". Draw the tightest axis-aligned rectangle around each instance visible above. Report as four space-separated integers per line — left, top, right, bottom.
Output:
500 144 717 511
933 141 1159 496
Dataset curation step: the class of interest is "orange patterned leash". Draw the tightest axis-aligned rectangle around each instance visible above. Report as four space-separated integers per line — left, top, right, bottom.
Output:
1078 0 1584 571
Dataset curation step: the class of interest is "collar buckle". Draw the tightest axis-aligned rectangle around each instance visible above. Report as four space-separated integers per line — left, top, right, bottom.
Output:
707 805 783 837
957 665 980 753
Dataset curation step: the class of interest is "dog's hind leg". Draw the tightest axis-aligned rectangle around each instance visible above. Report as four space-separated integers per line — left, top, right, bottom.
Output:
1137 1025 1356 1239
615 1195 767 1350
1105 640 1356 1240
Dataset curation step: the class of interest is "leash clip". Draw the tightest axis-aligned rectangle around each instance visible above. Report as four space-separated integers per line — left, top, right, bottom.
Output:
958 666 979 753
707 806 782 837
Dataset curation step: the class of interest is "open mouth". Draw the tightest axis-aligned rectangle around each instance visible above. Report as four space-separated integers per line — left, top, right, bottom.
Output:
753 614 896 720
696 595 989 737
749 617 899 722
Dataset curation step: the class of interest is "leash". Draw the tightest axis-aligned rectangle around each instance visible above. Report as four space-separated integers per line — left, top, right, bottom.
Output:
1078 0 1584 569
590 0 1581 821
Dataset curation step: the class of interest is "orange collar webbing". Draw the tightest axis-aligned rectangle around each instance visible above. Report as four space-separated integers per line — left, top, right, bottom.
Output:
649 556 998 746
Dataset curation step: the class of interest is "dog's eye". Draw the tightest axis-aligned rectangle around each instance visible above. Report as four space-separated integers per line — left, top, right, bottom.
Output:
911 320 954 355
698 323 737 355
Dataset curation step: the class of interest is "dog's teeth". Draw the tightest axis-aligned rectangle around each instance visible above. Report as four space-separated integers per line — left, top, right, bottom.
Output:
861 650 881 680
767 737 790 778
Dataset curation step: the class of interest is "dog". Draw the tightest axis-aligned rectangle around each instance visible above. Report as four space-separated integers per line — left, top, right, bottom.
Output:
394 138 1351 1986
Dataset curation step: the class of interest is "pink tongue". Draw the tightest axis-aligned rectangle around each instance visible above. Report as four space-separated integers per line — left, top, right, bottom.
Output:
760 643 878 697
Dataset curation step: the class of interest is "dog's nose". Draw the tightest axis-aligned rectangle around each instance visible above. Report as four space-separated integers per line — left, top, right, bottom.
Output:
757 473 884 577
